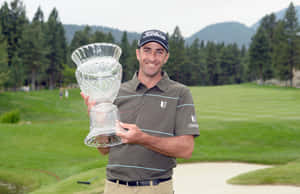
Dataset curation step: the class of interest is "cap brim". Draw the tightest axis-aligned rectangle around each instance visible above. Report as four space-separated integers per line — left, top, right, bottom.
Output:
139 39 168 52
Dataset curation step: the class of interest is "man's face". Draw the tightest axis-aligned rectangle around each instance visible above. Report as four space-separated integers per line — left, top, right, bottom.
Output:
136 42 169 78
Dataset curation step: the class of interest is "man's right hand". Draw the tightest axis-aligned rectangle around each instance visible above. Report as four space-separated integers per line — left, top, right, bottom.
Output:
80 92 110 154
80 92 96 113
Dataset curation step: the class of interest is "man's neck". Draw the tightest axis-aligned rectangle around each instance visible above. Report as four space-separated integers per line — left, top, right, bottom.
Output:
138 71 162 89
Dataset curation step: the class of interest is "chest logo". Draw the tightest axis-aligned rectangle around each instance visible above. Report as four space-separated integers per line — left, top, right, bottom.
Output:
160 101 167 109
191 115 197 122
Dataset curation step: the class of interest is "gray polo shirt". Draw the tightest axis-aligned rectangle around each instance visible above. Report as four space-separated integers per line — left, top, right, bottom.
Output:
107 72 199 181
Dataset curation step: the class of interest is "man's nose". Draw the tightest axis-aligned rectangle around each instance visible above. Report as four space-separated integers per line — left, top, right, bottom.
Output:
148 51 157 61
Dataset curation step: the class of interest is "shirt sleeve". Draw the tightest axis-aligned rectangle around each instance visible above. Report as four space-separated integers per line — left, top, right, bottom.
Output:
175 87 200 137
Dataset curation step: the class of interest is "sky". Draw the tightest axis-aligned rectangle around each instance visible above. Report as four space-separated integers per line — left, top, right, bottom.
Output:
2 0 300 37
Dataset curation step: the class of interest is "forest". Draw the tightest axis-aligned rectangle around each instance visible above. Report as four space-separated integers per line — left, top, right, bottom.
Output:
0 0 300 91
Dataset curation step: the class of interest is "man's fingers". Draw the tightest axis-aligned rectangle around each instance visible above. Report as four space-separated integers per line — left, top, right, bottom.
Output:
119 122 135 130
116 124 128 136
81 92 97 115
80 92 85 98
116 121 130 143
80 92 90 106
116 128 128 143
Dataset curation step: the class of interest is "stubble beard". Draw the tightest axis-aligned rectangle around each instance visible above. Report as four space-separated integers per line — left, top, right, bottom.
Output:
143 64 162 78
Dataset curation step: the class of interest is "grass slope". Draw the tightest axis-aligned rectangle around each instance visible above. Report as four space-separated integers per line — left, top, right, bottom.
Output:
0 84 299 193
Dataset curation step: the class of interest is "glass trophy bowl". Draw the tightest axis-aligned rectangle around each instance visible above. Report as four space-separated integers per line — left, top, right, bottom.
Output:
71 43 122 148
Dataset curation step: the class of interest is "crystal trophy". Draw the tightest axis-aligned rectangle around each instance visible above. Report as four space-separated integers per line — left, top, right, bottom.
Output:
71 43 122 147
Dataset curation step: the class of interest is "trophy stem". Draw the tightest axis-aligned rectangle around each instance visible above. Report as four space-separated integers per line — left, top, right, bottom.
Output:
86 103 122 148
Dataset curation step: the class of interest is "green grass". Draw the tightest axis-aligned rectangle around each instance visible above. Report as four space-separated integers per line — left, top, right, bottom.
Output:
228 160 300 186
0 84 300 193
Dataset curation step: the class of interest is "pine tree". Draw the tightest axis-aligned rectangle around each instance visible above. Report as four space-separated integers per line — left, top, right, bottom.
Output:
125 39 139 79
0 2 10 38
106 32 115 43
0 24 9 89
272 20 288 84
45 8 67 89
165 26 186 82
205 42 220 85
0 0 28 89
219 44 235 84
90 30 106 43
230 43 245 84
239 45 248 82
260 14 277 42
119 31 131 81
20 6 48 90
249 26 271 83
186 38 207 85
283 2 300 86
260 14 277 79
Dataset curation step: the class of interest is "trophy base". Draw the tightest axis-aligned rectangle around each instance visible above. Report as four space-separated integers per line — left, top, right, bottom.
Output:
84 131 122 148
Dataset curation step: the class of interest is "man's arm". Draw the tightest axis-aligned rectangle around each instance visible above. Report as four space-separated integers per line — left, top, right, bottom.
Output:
117 122 195 159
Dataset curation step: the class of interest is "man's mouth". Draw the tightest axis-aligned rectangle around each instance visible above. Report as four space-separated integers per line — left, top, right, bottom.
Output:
147 63 157 67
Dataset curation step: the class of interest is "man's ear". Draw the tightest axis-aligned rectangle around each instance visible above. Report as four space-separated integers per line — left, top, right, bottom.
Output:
136 49 140 61
164 53 169 64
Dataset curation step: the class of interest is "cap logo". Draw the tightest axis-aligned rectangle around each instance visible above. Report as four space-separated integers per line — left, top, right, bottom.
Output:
144 31 166 40
191 115 197 122
138 29 168 52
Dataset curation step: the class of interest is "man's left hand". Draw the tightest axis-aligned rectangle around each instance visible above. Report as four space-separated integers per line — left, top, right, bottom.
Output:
116 122 145 144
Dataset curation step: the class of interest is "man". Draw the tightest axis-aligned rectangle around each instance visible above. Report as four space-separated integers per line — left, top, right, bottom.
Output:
81 29 199 194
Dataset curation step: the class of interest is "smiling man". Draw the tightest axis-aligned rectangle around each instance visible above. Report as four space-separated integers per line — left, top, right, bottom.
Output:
82 29 199 194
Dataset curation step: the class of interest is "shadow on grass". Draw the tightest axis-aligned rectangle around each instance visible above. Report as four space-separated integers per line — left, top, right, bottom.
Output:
30 167 106 194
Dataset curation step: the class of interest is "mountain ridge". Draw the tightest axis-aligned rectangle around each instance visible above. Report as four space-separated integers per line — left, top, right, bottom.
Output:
185 22 255 47
64 5 300 47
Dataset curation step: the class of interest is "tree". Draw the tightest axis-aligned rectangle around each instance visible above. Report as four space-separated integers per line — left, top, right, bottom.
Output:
272 20 289 83
283 2 300 86
186 38 207 85
235 44 247 83
205 42 220 85
19 6 48 90
45 8 67 89
260 14 277 42
119 31 131 81
125 39 139 80
106 32 115 43
90 30 106 43
219 44 236 84
0 2 10 38
62 63 76 86
165 26 186 82
259 14 277 79
249 26 271 83
0 25 9 89
0 0 28 89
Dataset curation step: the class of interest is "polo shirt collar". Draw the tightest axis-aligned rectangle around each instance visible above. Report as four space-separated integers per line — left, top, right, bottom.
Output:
131 71 169 92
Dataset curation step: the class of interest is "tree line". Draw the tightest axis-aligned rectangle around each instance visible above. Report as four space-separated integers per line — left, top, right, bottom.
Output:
0 0 299 91
249 2 300 87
